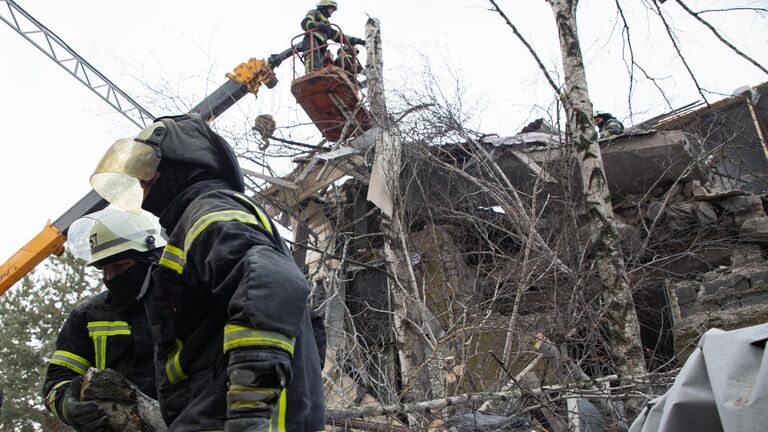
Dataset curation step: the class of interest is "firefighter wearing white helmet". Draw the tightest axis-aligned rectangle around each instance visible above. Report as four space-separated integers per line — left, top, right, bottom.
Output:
301 0 365 74
42 208 164 432
593 110 625 139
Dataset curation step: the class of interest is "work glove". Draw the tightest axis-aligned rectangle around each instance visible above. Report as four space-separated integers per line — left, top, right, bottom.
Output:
61 376 110 432
224 348 293 432
349 36 366 46
314 22 331 33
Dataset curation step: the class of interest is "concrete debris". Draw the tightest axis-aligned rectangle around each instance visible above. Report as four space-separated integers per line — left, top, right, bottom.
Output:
731 244 763 266
741 217 768 244
82 368 166 432
244 84 768 426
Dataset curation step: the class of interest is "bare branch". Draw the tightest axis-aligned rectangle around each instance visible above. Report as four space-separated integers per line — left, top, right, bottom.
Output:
673 0 768 76
649 0 711 104
486 0 564 105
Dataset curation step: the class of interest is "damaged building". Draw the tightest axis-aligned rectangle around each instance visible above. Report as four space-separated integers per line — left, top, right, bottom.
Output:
249 81 768 430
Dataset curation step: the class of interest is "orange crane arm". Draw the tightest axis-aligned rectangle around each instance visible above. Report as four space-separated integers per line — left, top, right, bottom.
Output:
0 1 280 296
0 222 65 296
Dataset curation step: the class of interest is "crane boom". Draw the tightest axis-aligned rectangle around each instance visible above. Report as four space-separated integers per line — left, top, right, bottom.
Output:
0 1 278 295
0 0 154 128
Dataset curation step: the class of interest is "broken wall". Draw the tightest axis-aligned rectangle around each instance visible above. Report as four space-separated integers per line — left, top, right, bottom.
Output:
653 82 768 193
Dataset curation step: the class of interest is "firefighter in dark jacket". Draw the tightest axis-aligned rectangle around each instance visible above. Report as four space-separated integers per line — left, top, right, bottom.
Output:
593 111 625 139
42 208 163 432
301 0 365 74
90 114 326 431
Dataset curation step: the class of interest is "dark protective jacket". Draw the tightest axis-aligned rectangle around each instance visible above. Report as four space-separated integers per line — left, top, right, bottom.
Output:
42 290 156 422
301 9 342 44
143 115 325 431
599 117 625 138
301 9 342 73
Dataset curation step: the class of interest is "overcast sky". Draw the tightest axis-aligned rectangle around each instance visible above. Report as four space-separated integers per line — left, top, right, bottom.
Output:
0 0 766 274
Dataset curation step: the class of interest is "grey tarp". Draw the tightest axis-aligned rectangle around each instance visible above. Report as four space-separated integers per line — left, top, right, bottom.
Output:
629 323 768 432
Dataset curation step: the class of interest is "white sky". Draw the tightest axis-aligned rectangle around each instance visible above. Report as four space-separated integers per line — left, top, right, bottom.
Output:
0 0 766 272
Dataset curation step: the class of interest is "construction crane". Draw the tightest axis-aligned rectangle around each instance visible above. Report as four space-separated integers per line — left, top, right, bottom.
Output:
0 0 278 295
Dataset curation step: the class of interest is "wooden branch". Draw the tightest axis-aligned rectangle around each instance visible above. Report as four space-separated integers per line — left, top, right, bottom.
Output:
328 418 411 432
326 371 677 421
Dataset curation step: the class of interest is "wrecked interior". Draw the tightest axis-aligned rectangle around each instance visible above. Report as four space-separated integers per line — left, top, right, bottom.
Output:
249 80 768 429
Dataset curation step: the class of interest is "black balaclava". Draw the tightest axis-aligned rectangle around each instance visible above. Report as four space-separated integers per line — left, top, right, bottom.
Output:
141 159 213 217
104 262 148 306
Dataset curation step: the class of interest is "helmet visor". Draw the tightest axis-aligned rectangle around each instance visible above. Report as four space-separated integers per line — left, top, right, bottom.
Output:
90 138 161 213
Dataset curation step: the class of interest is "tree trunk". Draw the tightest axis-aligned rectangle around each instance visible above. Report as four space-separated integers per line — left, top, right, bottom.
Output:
546 0 647 409
365 18 432 427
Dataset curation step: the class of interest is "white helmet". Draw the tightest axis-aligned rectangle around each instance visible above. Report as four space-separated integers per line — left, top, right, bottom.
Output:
68 207 166 266
317 0 338 9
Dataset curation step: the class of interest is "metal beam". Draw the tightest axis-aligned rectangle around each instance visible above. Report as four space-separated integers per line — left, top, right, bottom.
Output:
0 0 155 128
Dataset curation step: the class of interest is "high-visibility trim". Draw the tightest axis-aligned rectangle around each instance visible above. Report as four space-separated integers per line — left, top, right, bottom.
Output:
160 244 185 274
223 324 296 355
233 193 273 234
93 336 107 369
312 30 328 42
229 400 268 410
165 339 188 385
229 384 281 397
277 389 287 432
304 13 330 42
45 379 71 419
51 350 91 375
227 385 281 409
267 389 287 432
185 210 262 254
87 321 132 337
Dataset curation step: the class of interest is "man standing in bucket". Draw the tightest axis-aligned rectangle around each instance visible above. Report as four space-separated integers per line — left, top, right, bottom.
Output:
89 114 325 431
301 0 365 73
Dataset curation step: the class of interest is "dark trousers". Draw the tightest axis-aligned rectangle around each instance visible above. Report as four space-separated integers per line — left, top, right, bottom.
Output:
302 36 327 74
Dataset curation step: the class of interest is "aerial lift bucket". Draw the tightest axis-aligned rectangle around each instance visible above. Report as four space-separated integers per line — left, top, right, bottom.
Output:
289 30 371 142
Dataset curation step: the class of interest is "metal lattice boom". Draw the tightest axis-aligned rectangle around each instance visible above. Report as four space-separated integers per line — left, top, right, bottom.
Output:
0 0 155 128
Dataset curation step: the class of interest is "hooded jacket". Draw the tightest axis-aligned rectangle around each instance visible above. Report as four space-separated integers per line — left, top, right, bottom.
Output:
141 115 325 431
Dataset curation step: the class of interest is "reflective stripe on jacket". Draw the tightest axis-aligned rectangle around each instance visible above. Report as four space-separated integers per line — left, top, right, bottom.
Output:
599 117 625 138
301 8 341 43
149 181 326 431
42 292 156 421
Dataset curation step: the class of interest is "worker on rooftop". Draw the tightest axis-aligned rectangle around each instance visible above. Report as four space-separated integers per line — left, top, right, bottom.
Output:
89 114 326 431
594 111 625 139
301 0 365 74
42 208 163 432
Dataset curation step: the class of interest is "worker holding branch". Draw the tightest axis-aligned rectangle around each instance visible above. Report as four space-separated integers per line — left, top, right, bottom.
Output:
42 209 163 432
89 114 325 431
